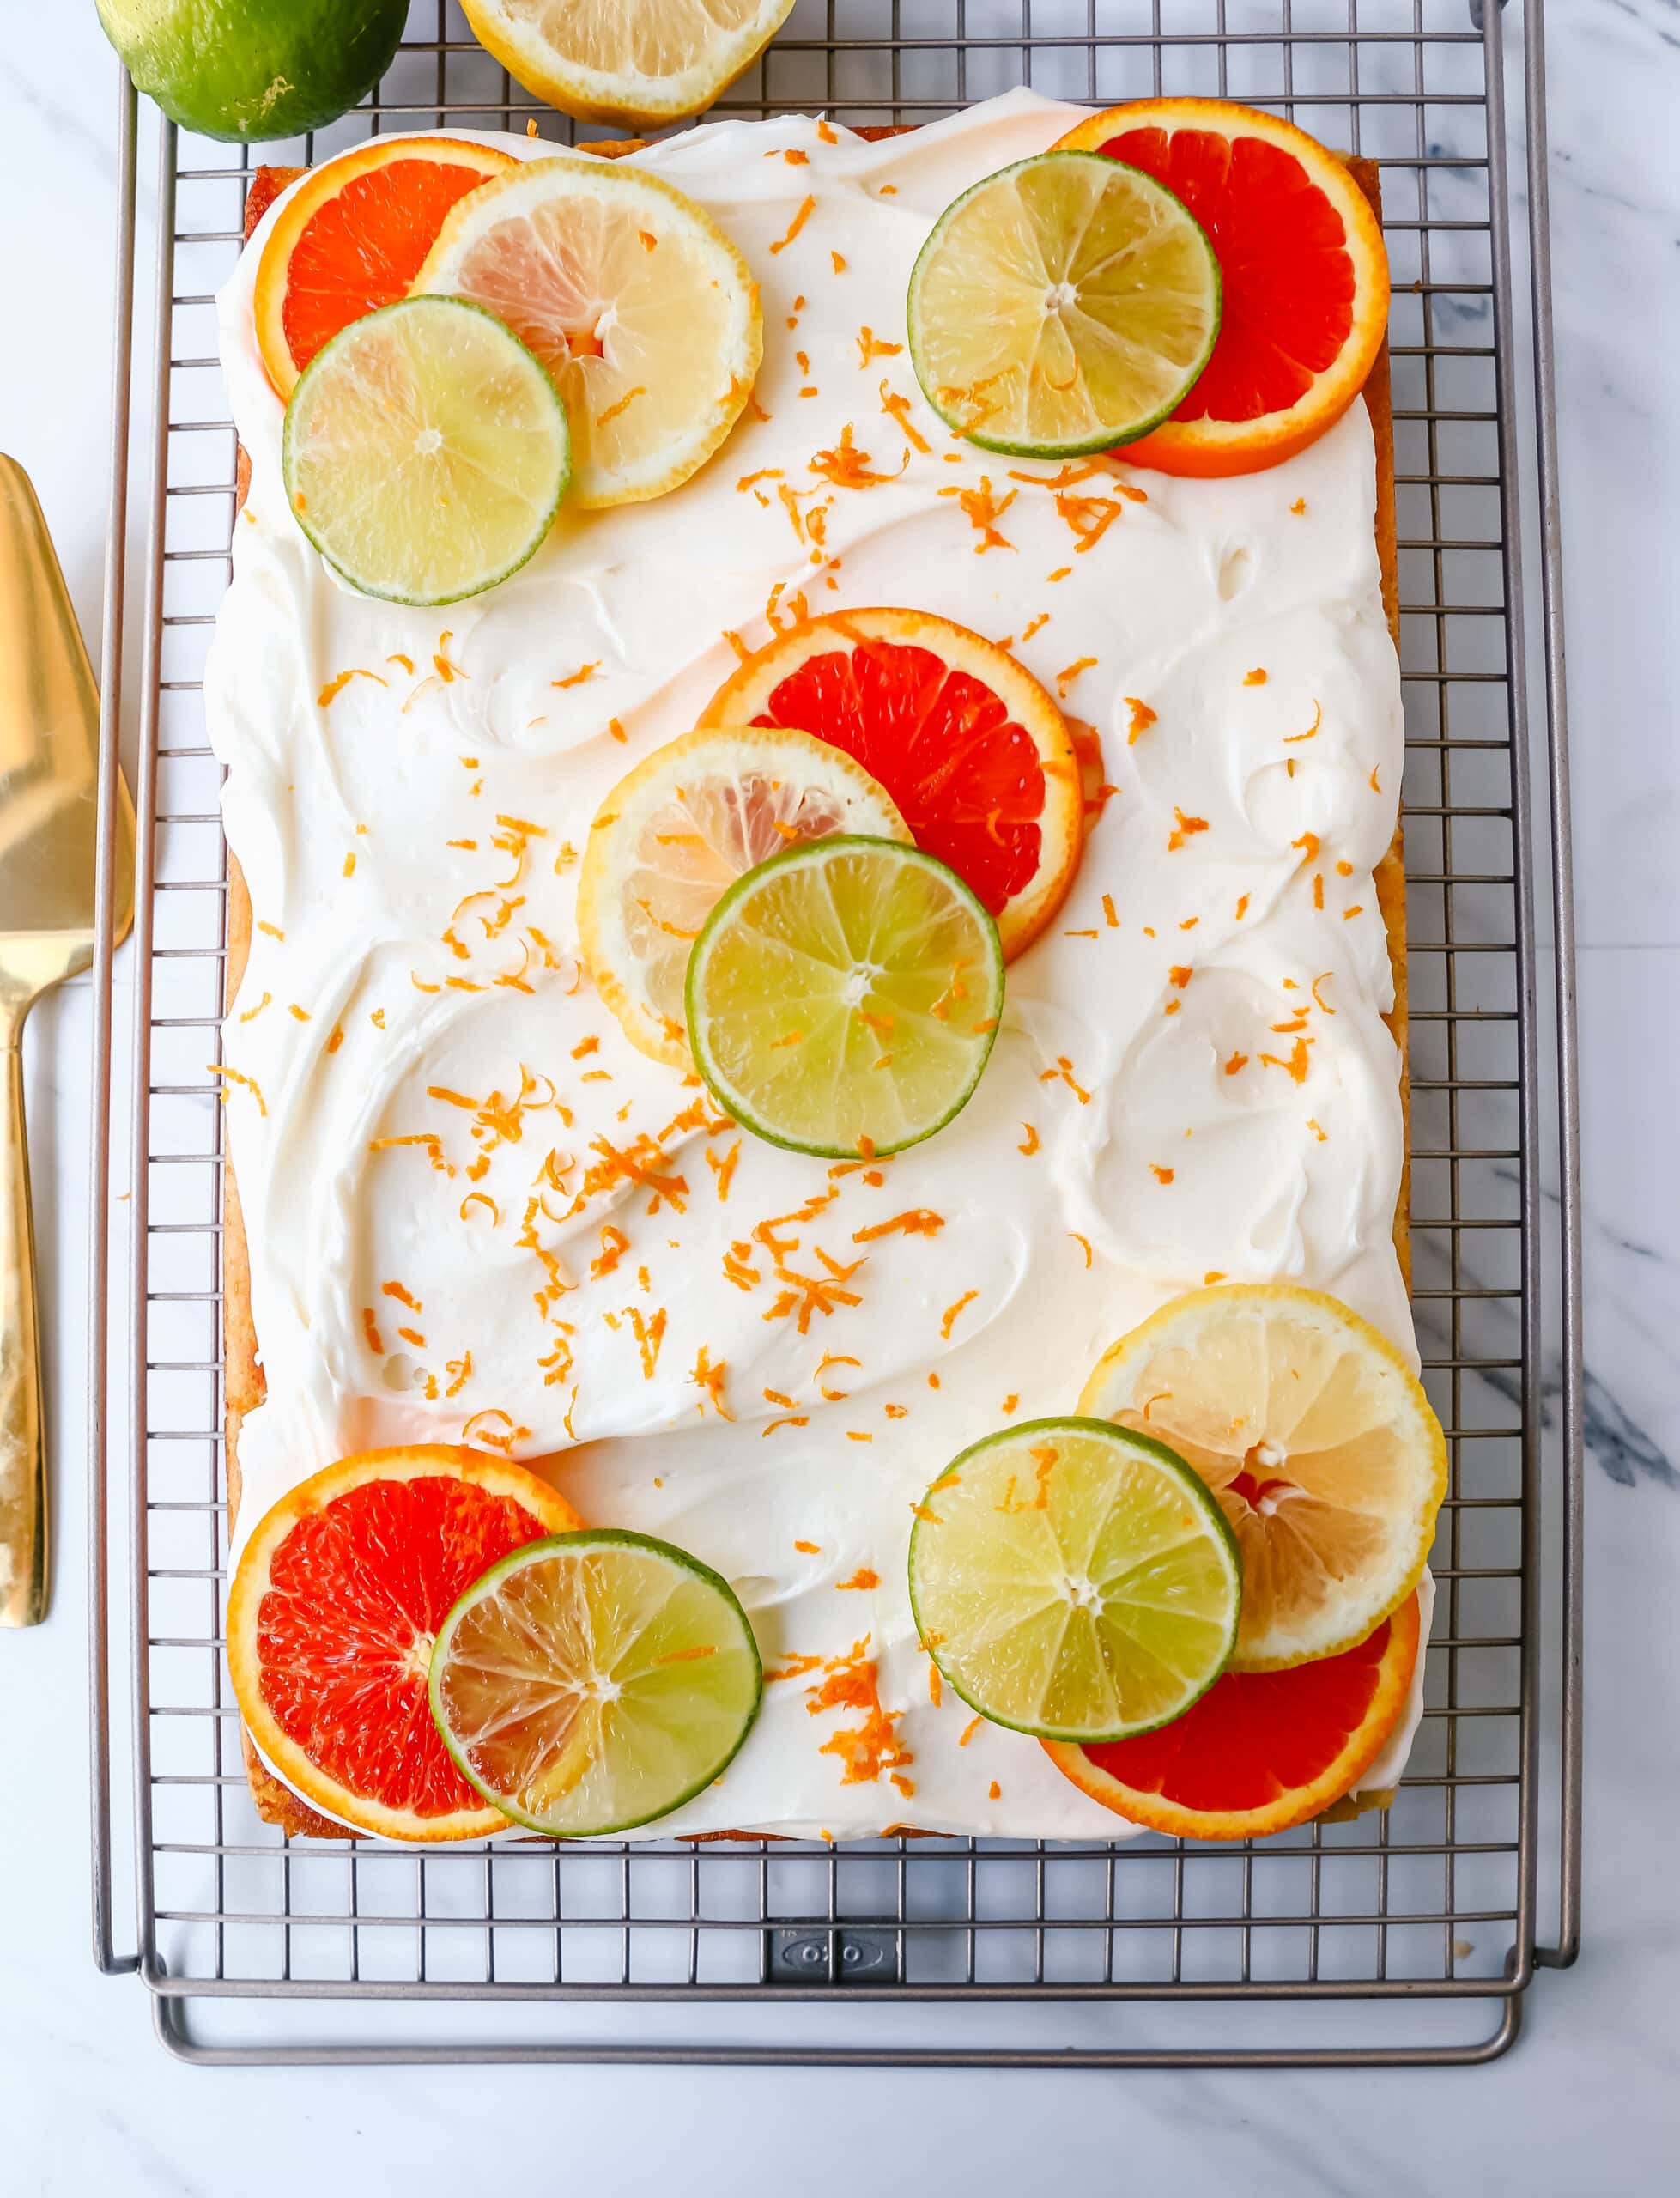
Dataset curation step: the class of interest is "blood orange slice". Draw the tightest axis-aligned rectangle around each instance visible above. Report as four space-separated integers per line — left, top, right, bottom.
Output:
1044 1591 1421 1839
1052 99 1389 477
254 137 517 399
701 609 1082 960
227 1448 582 1841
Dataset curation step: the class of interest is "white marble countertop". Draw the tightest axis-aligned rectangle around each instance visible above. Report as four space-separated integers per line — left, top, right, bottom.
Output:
3 3 1677 2189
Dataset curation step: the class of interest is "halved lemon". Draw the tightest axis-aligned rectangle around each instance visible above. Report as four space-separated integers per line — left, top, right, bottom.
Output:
1080 1287 1446 1670
253 136 517 399
461 0 796 128
907 149 1221 458
282 294 570 604
701 608 1083 961
428 1528 762 1837
578 724 911 1068
686 834 1003 1159
414 156 761 507
908 1418 1242 1744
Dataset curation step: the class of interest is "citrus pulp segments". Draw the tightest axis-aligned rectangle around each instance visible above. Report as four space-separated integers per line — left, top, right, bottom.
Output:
253 136 518 398
1079 1285 1446 1670
226 1448 583 1842
907 1418 1243 1744
577 724 912 1068
461 0 796 127
1044 1590 1422 1839
701 607 1084 961
429 1529 763 1837
282 295 570 605
414 156 762 507
1052 99 1392 477
685 834 1004 1160
906 149 1221 458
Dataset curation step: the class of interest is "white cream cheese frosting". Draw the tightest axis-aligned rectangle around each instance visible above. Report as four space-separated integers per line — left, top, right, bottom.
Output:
210 87 1427 1840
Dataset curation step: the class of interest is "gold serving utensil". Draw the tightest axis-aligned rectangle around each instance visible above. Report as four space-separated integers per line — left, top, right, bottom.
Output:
0 455 135 1625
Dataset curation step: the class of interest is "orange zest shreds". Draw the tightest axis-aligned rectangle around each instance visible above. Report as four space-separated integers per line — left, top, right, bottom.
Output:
317 666 386 707
1223 1050 1250 1076
237 991 271 1023
1168 964 1193 991
381 1279 422 1312
940 1290 979 1340
256 920 284 940
552 661 600 689
1259 1035 1313 1084
877 379 931 453
1313 872 1325 910
692 1345 733 1419
958 1716 982 1748
852 1207 944 1243
763 1414 810 1437
1167 807 1210 852
856 325 903 367
1307 1117 1328 1142
795 1540 821 1555
1055 655 1097 699
1150 1164 1175 1185
434 633 467 683
837 1567 879 1590
809 420 907 488
324 1022 345 1054
938 475 1016 552
591 1223 631 1279
206 1062 267 1116
1039 1054 1091 1104
460 1407 532 1456
361 1308 385 1355
769 193 816 253
767 1653 825 1685
1283 701 1324 744
1069 1231 1094 1270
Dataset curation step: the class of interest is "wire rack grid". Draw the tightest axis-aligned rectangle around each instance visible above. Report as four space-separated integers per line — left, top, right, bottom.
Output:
86 0 1582 2067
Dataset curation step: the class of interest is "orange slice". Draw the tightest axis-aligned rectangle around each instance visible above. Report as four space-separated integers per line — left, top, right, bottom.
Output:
1052 99 1390 477
701 608 1082 960
1045 1592 1421 1840
577 723 911 1067
253 137 517 399
227 1448 582 1842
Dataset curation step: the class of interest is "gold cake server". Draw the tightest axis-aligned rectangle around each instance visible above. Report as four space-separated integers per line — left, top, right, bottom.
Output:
0 455 135 1625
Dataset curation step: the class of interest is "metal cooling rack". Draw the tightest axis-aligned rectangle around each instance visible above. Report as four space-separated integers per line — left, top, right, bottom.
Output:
86 0 1583 2066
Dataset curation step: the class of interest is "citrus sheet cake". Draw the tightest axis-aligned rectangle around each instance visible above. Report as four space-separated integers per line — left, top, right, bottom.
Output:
209 87 1429 1841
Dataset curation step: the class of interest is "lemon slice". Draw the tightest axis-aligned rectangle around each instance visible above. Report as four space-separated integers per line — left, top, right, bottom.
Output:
686 835 1004 1159
281 294 569 604
907 149 1222 458
415 157 762 508
428 1529 762 1837
461 0 796 127
908 1418 1242 1743
1080 1287 1447 1670
578 725 912 1068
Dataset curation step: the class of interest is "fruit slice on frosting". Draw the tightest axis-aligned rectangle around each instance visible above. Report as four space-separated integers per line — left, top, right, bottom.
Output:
429 1528 762 1837
908 1418 1242 1744
254 136 517 399
282 294 571 604
414 156 762 507
686 834 1003 1159
1044 1591 1421 1839
461 0 796 129
578 723 912 1068
907 149 1221 458
226 1448 583 1842
1052 98 1391 477
1080 1286 1446 1671
701 608 1083 961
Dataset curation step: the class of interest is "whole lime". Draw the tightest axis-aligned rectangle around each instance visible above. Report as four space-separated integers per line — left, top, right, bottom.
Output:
95 0 409 144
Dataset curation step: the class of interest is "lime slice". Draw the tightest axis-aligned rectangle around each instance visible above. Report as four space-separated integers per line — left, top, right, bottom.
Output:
428 1529 762 1837
907 150 1221 458
282 294 570 606
685 834 1004 1160
908 1418 1242 1743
